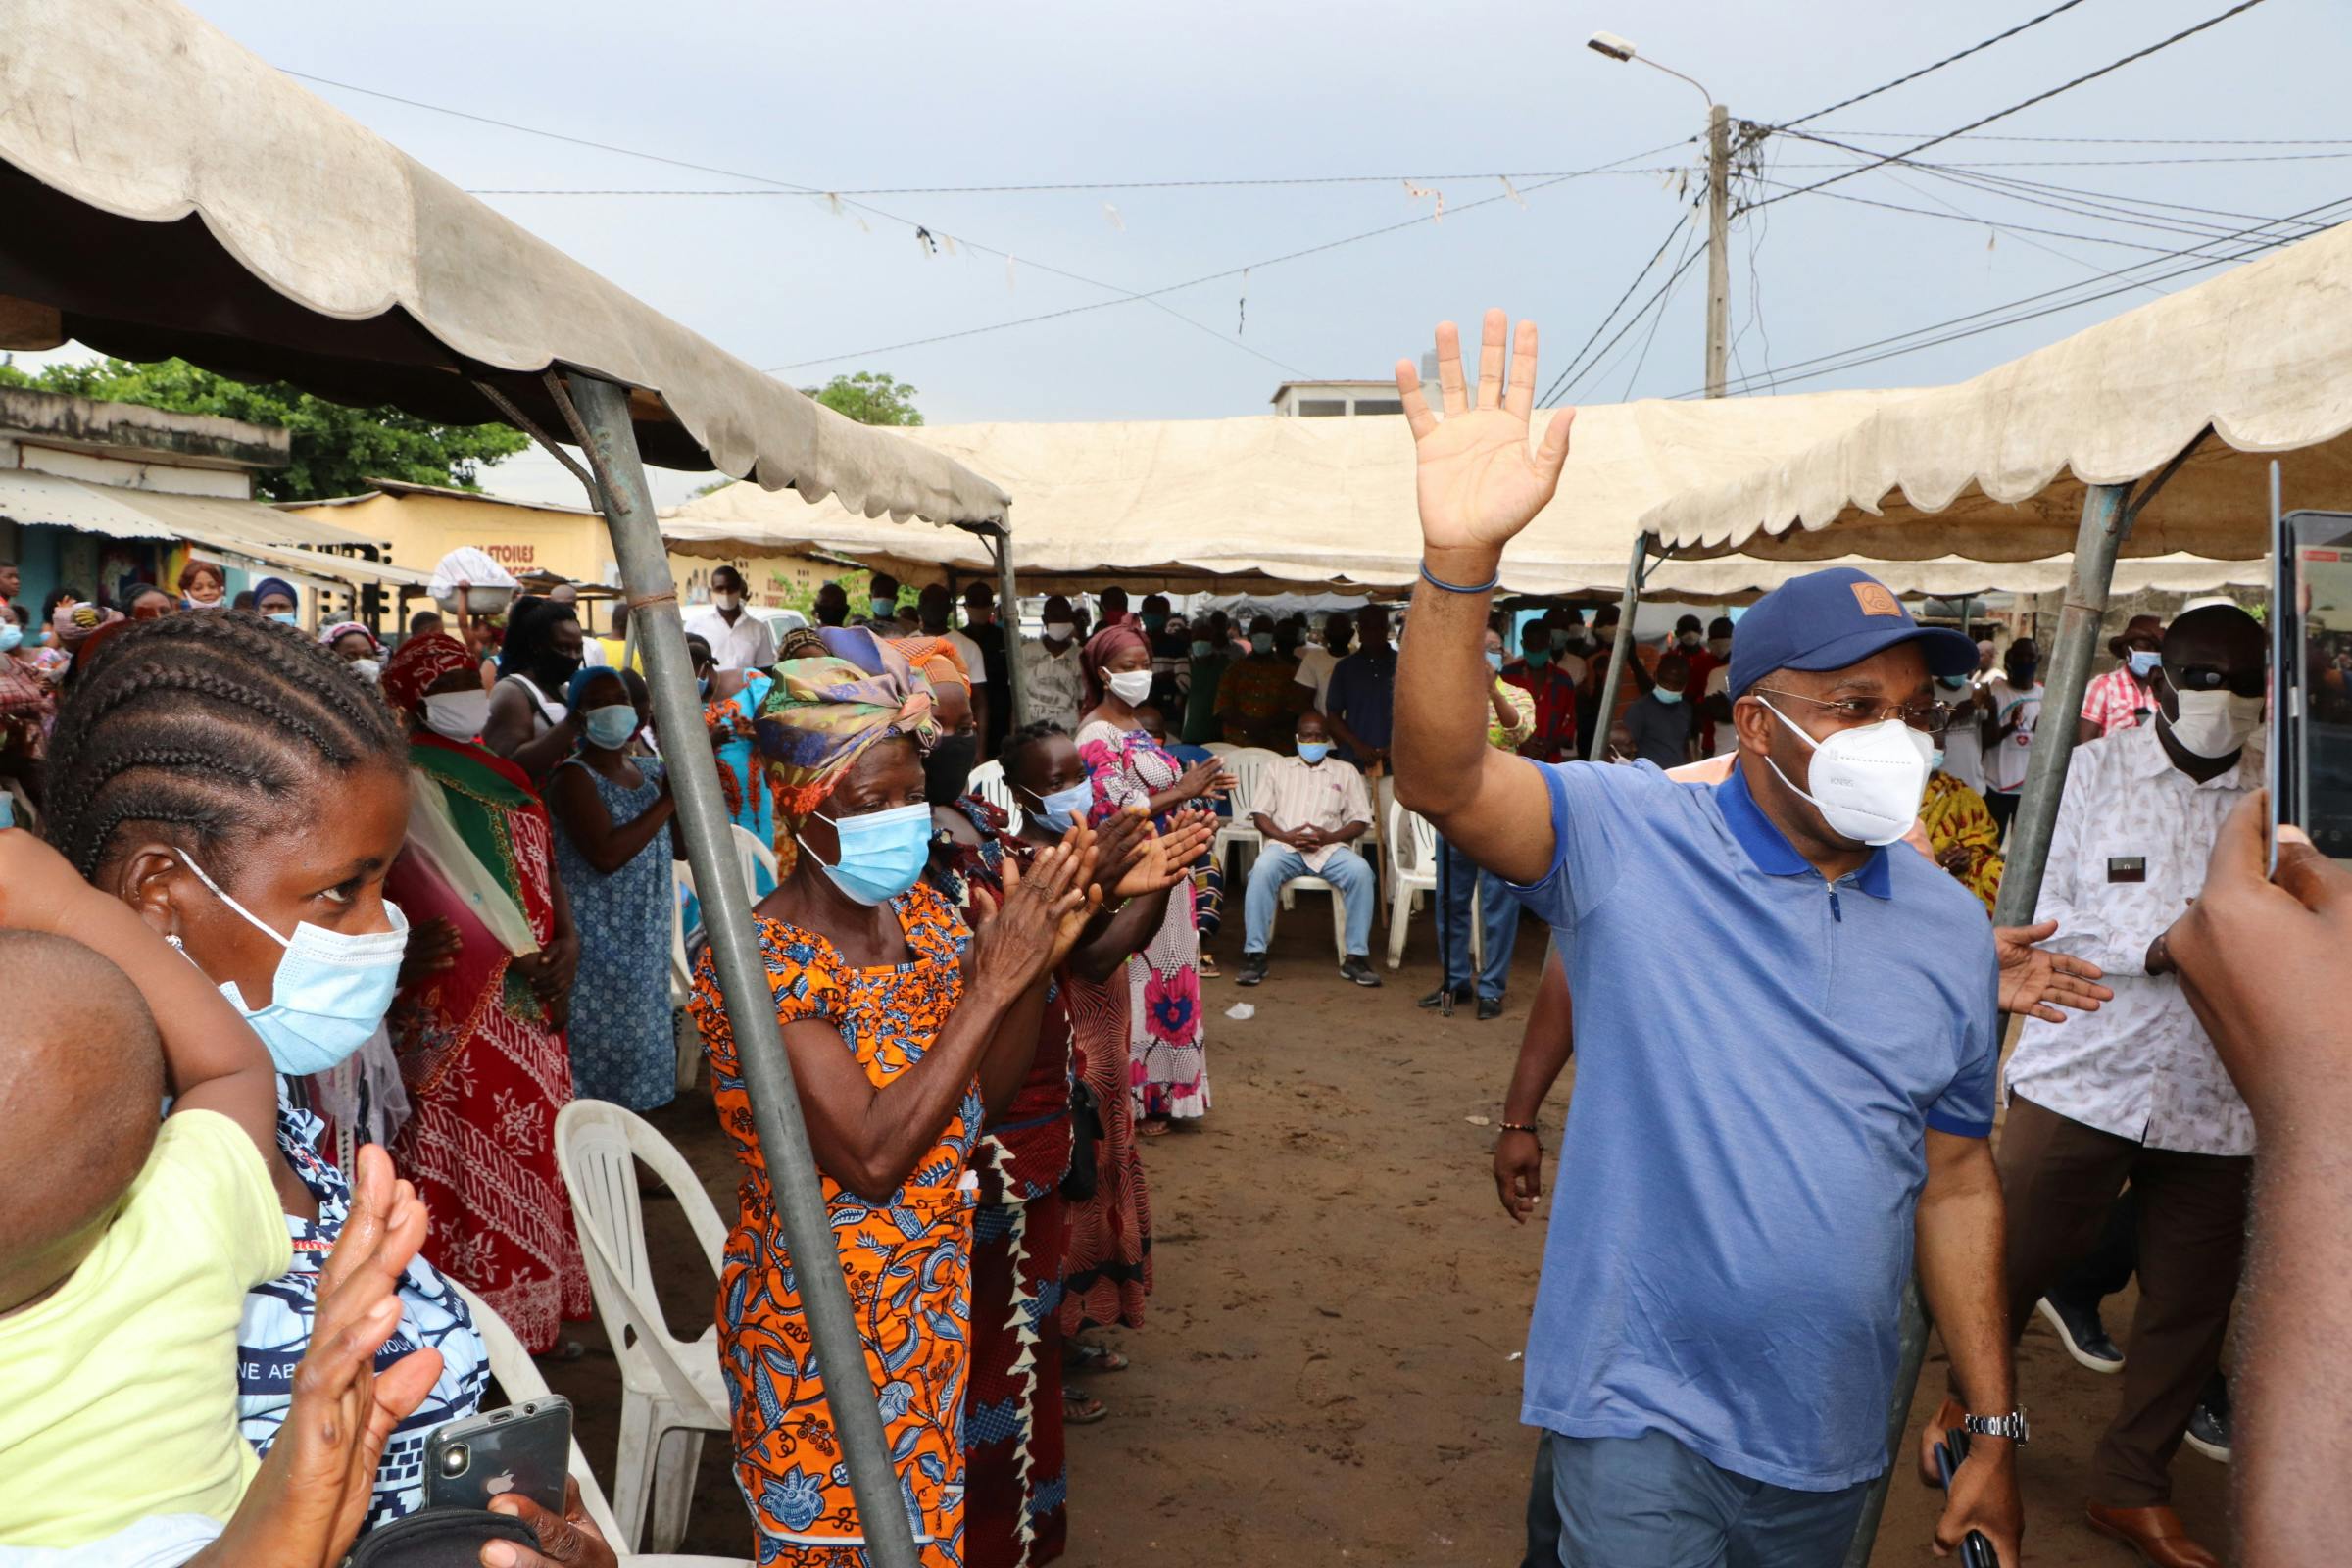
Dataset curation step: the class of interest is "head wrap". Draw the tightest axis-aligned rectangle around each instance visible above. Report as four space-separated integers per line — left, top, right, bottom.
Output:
566 664 630 712
381 632 477 713
889 634 970 692
755 626 939 842
318 620 379 654
252 577 298 610
1080 620 1152 711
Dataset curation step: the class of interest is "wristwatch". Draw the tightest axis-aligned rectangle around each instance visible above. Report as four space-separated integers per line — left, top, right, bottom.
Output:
1961 1408 2031 1445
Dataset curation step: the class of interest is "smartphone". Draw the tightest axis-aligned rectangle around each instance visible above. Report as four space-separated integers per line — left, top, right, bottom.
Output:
2271 506 2352 862
423 1396 572 1517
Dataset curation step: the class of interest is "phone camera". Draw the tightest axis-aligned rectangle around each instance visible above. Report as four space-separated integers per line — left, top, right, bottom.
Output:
439 1443 469 1477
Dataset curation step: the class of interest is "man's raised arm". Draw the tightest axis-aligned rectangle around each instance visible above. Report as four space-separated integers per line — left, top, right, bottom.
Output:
1390 310 1574 886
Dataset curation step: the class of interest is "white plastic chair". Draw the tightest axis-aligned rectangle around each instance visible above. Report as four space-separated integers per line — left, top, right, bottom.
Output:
1200 741 1237 760
966 758 1023 831
555 1101 733 1554
1210 747 1279 880
729 823 779 902
1385 799 1439 970
669 862 700 1093
1268 868 1353 960
450 1281 748 1568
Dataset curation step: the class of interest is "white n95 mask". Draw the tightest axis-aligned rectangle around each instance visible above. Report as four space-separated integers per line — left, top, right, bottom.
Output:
1758 700 1932 848
2163 689 2263 760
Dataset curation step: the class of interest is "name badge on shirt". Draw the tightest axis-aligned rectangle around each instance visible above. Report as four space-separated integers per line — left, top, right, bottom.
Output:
2107 856 2147 884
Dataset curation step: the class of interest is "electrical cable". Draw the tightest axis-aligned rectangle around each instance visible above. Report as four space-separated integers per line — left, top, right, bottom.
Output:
1746 0 2278 213
1534 211 1695 407
1776 0 2095 128
1541 245 1709 406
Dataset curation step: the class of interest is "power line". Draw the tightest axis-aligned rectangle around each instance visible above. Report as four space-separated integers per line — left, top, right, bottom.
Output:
1748 0 2278 213
1748 176 2219 255
1542 246 1709 406
1534 212 1695 407
1778 0 2095 128
1681 191 2350 398
1811 128 2352 145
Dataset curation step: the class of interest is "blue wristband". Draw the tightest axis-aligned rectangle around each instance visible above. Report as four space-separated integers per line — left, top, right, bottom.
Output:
1419 560 1501 595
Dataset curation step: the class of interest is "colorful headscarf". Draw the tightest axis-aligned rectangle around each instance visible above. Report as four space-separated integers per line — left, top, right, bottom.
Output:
890 634 970 692
382 632 477 713
1080 620 1151 711
318 620 379 654
755 626 939 833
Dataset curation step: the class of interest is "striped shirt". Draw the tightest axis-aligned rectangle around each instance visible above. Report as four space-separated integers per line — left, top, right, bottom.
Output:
1255 755 1373 873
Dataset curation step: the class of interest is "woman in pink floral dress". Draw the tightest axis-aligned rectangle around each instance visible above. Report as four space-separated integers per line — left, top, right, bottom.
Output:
1074 623 1230 1133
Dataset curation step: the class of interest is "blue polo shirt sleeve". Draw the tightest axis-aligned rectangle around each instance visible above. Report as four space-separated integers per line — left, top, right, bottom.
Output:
1505 760 1661 929
1925 963 2000 1140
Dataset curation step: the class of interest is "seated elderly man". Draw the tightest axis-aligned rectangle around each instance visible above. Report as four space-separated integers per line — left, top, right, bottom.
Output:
1235 711 1382 989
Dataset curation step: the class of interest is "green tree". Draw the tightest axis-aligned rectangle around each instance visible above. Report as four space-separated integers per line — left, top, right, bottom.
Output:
800 370 923 427
0 356 528 502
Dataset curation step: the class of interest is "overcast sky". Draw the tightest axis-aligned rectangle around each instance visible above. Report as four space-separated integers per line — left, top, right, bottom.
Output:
33 0 2350 506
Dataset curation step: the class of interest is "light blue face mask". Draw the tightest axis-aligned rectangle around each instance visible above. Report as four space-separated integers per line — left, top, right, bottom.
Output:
1653 687 1684 706
583 703 639 750
0 620 20 654
1931 748 1947 773
1250 632 1275 654
182 854 409 1076
1190 640 1214 660
1025 780 1095 836
1485 650 1504 673
1297 741 1332 763
269 612 300 627
1936 674 1971 690
800 802 932 906
870 597 898 620
2127 649 2163 679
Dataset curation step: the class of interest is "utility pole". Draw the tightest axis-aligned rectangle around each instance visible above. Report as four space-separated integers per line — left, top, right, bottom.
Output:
1705 101 1730 398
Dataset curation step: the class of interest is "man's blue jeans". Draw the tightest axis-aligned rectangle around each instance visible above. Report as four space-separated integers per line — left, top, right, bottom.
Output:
1242 844 1376 957
1543 1430 1871 1567
1438 836 1519 1001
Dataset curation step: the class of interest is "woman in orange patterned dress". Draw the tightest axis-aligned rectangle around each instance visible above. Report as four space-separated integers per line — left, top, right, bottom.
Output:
687 628 1095 1564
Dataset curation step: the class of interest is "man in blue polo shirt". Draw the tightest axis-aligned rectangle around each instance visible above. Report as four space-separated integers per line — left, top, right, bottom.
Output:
1388 311 2023 1565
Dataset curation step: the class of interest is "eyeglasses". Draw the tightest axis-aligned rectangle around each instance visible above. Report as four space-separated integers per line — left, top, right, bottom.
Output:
1749 688 1956 735
2167 663 2266 700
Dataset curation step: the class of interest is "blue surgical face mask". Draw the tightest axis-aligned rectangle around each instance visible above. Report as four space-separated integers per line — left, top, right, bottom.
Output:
1930 748 1948 773
800 802 932 906
2127 649 2162 679
870 597 898 620
583 703 639 750
1025 779 1095 835
1190 639 1214 660
1297 741 1332 763
1653 687 1684 706
1936 673 1970 690
182 854 409 1076
269 612 300 627
1485 650 1504 673
1250 632 1275 654
0 620 20 654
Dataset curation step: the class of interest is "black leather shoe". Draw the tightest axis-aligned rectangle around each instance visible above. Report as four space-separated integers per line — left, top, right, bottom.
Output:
1476 996 1504 1021
2037 1295 2125 1373
1418 984 1469 1009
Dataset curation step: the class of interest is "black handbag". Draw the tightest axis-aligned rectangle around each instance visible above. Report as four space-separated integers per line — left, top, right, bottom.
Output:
340 1506 540 1567
1058 1080 1103 1202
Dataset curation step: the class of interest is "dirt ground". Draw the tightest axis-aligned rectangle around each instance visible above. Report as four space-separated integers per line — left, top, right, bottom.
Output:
542 914 2232 1566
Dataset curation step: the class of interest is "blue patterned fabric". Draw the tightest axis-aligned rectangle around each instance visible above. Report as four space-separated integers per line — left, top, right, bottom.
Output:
552 755 677 1111
238 1084 489 1532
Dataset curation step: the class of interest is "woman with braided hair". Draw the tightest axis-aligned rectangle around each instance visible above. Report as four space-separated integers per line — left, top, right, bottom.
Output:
378 631 590 1354
38 610 491 1530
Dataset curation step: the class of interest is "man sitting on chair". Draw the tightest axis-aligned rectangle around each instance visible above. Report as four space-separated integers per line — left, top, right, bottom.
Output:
1236 712 1382 990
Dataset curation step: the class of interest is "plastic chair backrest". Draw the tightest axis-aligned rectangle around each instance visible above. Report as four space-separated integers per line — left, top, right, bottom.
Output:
1387 798 1438 879
669 861 695 994
1200 742 1236 759
966 759 1023 832
448 1280 628 1546
554 1102 731 1414
1220 748 1280 822
728 823 778 902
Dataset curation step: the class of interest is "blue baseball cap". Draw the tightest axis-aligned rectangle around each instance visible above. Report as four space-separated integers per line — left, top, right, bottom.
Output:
1726 566 1977 700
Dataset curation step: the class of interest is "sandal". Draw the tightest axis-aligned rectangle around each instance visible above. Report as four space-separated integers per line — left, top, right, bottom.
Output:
1064 1341 1130 1374
1198 952 1221 978
1063 1391 1108 1425
1137 1117 1173 1139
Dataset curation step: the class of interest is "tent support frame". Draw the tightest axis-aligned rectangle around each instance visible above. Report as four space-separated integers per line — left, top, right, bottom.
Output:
1588 532 1656 760
548 371 923 1568
984 528 1026 727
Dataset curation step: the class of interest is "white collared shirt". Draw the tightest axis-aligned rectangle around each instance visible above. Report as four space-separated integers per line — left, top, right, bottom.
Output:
2005 722 2261 1155
681 605 777 671
1256 754 1372 874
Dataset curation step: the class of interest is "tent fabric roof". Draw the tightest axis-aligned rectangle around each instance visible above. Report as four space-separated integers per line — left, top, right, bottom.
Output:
1637 216 2352 563
665 410 2262 601
0 468 434 590
0 0 1009 530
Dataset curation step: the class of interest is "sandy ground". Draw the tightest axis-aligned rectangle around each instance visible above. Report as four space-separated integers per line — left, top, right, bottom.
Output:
543 912 2232 1566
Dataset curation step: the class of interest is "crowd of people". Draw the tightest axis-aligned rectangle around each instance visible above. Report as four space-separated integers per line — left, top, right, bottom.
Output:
2 331 2347 1568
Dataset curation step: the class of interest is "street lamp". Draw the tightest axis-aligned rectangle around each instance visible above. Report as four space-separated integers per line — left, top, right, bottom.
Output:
1587 31 1730 397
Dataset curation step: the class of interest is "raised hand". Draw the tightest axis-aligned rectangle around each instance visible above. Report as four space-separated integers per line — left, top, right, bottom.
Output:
1992 919 2113 1023
1110 808 1218 900
1177 758 1235 802
975 833 1101 991
1091 807 1157 899
1395 310 1577 562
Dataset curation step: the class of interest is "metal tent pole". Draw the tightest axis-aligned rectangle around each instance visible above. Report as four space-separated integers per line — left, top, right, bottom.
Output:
561 372 923 1568
1588 533 1652 760
990 527 1026 727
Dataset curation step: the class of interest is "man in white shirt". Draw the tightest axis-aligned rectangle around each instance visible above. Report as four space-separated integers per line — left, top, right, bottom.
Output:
1234 711 1380 989
1956 605 2265 1568
681 565 776 671
1018 594 1088 733
1294 611 1350 712
1979 637 2043 840
916 584 991 754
